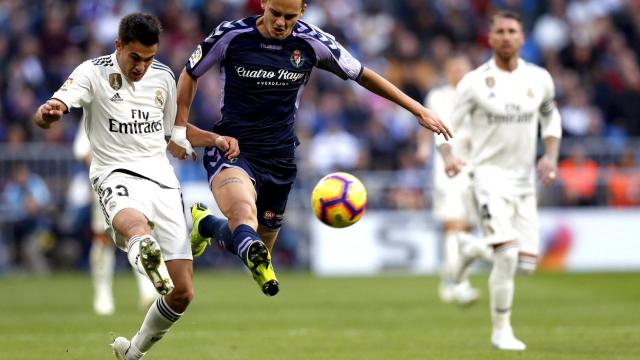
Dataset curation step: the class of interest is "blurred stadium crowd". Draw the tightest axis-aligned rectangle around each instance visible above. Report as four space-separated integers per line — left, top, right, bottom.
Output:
1 0 640 272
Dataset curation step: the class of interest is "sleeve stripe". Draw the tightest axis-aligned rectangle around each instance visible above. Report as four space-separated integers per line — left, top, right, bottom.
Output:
151 64 175 80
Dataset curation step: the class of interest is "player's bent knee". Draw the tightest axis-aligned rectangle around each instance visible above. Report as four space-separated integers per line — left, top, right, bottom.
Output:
493 244 519 271
229 201 257 223
166 285 194 312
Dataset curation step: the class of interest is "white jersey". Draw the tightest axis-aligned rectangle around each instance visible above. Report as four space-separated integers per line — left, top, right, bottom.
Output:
426 84 472 185
52 53 179 188
447 58 562 196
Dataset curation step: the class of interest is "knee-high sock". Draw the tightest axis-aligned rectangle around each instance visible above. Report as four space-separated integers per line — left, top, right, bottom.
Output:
455 232 494 282
441 231 461 284
198 215 234 251
90 242 114 293
231 224 261 265
133 269 159 308
489 245 518 330
126 235 147 276
128 296 183 358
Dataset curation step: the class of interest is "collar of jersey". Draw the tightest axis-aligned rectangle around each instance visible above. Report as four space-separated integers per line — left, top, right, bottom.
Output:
489 57 525 74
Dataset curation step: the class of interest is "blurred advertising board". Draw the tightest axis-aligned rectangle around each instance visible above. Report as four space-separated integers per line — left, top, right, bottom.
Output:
311 209 640 276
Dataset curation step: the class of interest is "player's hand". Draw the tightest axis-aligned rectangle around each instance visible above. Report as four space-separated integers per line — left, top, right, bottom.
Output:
416 107 453 141
537 155 557 186
168 126 196 161
36 100 65 129
215 135 240 159
443 156 465 178
415 142 431 164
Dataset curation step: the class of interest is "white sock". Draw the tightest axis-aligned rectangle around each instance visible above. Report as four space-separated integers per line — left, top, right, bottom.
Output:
126 235 147 276
489 245 518 330
134 269 159 308
90 242 114 294
129 296 182 356
441 231 461 284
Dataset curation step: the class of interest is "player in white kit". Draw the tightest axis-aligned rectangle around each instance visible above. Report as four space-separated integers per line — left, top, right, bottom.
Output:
437 11 561 350
34 13 238 359
73 120 158 315
417 55 485 305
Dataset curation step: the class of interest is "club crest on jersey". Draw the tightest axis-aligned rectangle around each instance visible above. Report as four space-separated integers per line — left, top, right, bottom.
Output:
485 76 495 88
60 77 74 91
290 49 304 68
109 73 122 91
527 88 534 98
155 90 165 107
189 45 203 68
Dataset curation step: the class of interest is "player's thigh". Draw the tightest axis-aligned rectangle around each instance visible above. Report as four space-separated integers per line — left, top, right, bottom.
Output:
474 188 518 244
98 173 154 246
211 167 257 216
514 194 540 256
151 187 192 261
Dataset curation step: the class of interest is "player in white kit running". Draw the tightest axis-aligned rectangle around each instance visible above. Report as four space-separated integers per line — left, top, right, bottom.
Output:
33 13 238 359
73 120 158 315
417 55 486 306
437 10 561 351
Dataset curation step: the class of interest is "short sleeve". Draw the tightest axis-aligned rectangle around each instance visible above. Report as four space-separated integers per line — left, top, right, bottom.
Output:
51 61 95 110
539 70 562 139
297 22 363 80
186 20 252 78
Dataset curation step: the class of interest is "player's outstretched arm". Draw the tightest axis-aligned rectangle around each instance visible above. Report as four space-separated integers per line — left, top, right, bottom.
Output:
33 99 67 129
169 68 199 160
356 67 452 141
185 124 239 160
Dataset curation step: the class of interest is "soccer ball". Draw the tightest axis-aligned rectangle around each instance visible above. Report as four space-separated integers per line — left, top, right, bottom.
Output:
311 172 367 228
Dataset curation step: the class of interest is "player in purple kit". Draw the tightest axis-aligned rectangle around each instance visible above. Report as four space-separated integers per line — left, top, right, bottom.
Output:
169 0 452 296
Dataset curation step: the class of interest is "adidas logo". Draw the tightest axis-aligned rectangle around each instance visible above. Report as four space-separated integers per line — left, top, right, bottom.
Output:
110 93 123 102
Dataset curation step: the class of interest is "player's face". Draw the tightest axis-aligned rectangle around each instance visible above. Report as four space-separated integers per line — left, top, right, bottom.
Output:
488 16 524 61
261 0 306 40
115 40 158 82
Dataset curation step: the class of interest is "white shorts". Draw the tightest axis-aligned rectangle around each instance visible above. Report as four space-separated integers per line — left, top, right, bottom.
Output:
473 182 539 256
95 171 192 261
432 168 476 224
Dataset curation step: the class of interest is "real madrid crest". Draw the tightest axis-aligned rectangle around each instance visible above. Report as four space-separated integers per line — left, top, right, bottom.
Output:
527 88 534 98
155 90 165 107
485 76 495 88
290 49 304 68
109 73 122 91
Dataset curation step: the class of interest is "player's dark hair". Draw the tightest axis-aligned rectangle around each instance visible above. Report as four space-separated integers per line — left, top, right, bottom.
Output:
489 10 522 26
118 13 162 46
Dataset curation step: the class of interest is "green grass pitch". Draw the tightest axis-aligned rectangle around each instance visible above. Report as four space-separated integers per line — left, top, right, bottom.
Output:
1 271 639 359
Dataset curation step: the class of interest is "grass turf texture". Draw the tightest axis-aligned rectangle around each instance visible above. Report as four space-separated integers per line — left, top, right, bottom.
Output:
1 271 638 359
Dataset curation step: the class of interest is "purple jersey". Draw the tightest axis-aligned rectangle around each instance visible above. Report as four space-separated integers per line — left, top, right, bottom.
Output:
186 16 363 159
